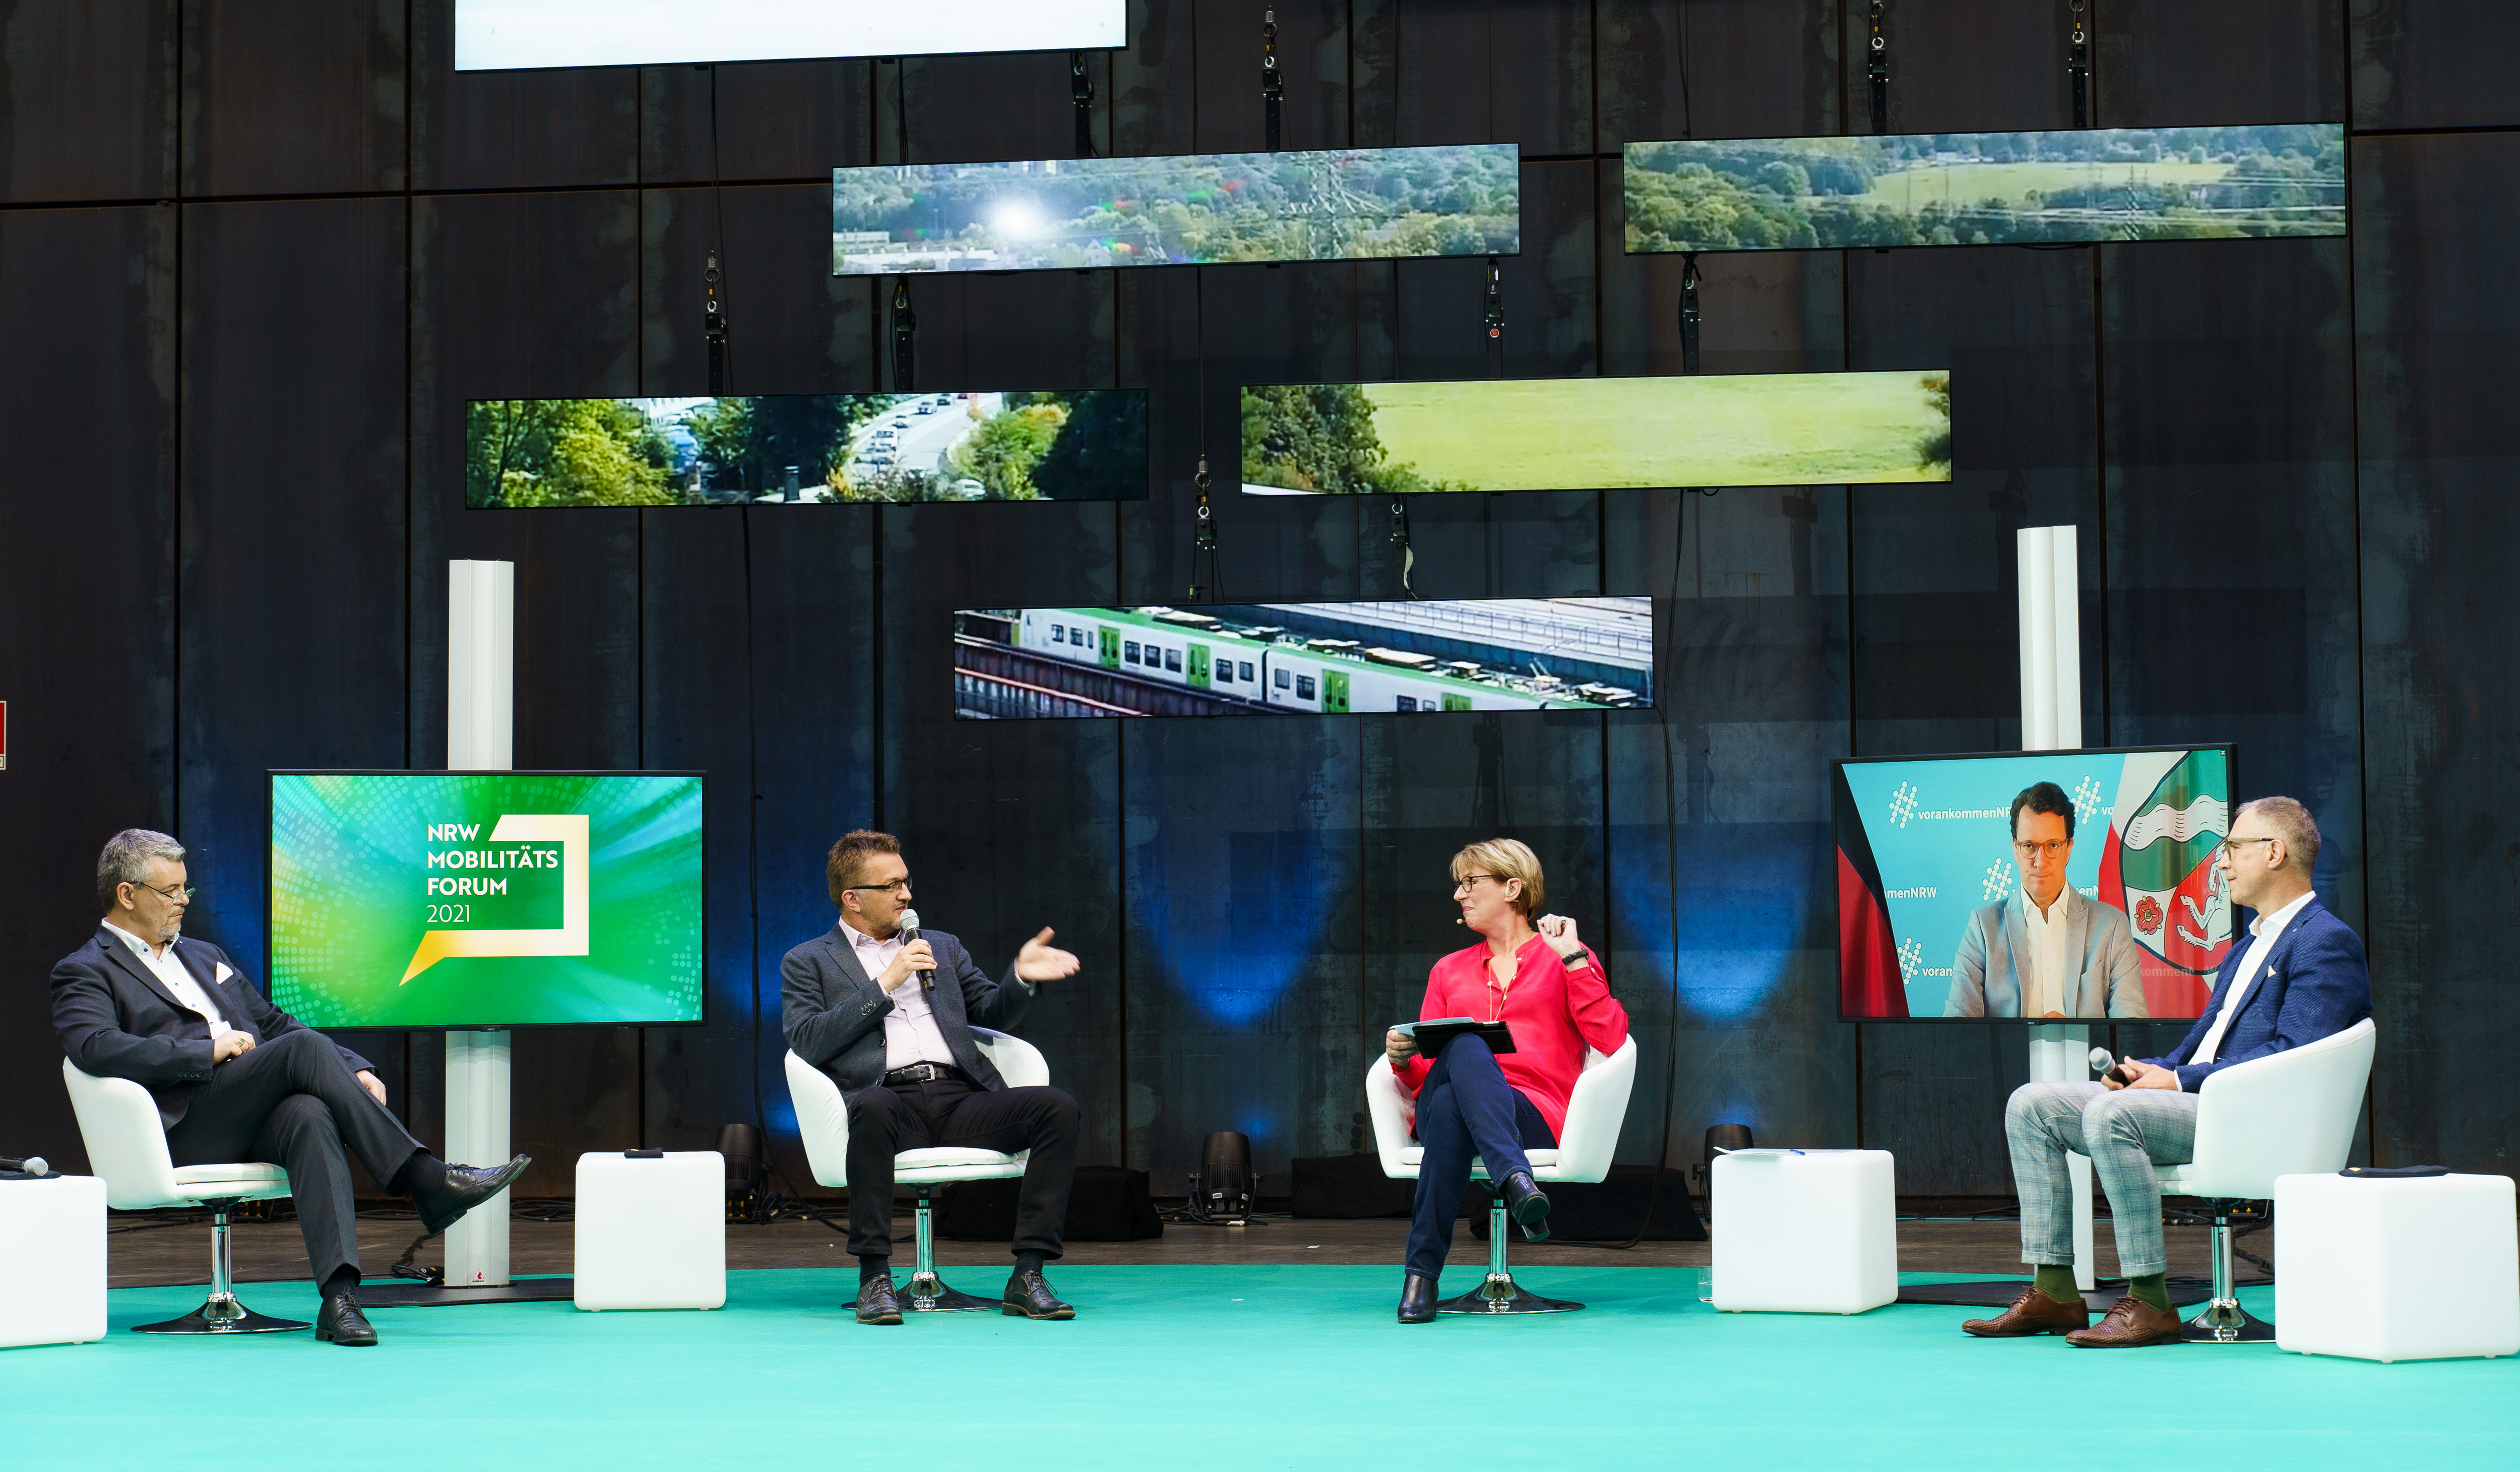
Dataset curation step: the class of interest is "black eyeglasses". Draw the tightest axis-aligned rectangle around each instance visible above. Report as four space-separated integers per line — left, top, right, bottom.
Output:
847 878 912 894
132 881 196 902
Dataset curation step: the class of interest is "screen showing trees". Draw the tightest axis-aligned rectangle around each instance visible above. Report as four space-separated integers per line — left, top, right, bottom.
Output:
1239 373 1950 495
1625 126 2345 253
465 391 1148 507
833 145 1520 274
955 599 1653 719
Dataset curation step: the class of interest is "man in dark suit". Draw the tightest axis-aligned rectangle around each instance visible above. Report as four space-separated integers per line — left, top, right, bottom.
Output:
1964 796 2372 1347
52 830 529 1346
782 829 1082 1325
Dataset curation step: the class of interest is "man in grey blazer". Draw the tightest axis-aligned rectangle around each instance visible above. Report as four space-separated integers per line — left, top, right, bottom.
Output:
782 829 1082 1325
1944 783 2148 1018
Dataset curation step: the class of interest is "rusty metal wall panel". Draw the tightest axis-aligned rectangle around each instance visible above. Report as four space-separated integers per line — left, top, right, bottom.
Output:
0 0 175 202
641 59 875 185
1597 0 1840 147
2098 0 2344 126
642 183 880 395
0 205 176 1174
2351 0 2520 131
409 0 637 190
182 0 405 196
1850 0 2072 135
2354 132 2520 1174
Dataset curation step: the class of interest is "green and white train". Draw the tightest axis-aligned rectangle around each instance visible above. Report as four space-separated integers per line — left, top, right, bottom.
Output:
1001 606 1643 713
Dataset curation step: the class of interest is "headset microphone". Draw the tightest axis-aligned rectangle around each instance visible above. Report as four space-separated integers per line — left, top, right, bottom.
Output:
901 907 936 991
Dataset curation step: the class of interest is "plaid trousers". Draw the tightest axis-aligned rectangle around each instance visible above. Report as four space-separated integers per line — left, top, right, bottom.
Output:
2004 1080 2199 1278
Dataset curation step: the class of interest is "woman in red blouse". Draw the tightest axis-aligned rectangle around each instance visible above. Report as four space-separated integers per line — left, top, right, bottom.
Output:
1384 838 1629 1322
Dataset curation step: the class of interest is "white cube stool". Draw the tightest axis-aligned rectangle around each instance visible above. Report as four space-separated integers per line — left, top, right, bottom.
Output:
1712 1149 1897 1314
0 1174 107 1347
574 1151 726 1312
2274 1171 2520 1362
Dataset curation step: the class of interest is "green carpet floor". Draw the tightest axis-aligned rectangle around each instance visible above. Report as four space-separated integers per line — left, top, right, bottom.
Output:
7 1267 2512 1469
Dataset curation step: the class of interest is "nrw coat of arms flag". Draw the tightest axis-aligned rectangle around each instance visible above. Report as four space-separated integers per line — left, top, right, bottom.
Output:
2097 748 2233 1018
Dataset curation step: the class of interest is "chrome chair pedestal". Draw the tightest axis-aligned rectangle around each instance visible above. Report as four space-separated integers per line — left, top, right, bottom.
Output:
902 1187 995 1312
133 1199 309 1335
1436 1202 1583 1315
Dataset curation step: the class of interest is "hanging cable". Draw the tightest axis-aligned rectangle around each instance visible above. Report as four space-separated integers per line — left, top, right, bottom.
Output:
1482 256 1504 377
1678 254 1702 376
1389 497 1419 598
2067 0 2091 128
890 279 916 393
702 65 731 394
1262 9 1284 151
1867 1 1889 134
1188 458 1221 601
1072 51 1097 157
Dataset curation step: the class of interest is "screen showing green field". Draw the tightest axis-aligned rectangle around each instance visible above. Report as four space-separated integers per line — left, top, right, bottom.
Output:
833 144 1519 274
467 391 1147 506
268 772 704 1027
1239 373 1950 494
1625 125 2344 253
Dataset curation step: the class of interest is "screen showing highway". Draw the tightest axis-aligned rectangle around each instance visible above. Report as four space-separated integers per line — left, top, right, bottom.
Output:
953 599 1653 720
456 0 1124 70
833 145 1519 274
1239 373 1951 495
1626 125 2344 253
466 392 1149 506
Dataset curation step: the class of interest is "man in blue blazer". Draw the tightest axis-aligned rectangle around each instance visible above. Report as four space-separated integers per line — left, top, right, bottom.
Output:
53 830 529 1346
1962 795 2371 1348
782 830 1081 1325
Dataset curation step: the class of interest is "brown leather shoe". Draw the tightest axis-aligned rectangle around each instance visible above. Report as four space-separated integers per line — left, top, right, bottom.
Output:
2066 1295 2184 1347
1961 1285 2090 1337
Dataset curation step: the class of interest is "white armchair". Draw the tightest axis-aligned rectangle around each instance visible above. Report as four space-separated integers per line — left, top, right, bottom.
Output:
1365 1036 1639 1314
784 1028 1048 1311
2154 1017 2376 1342
61 1059 305 1335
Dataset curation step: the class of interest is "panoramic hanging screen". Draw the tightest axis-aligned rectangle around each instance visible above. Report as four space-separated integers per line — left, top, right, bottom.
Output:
1833 747 2235 1023
833 144 1520 274
466 392 1148 507
455 0 1125 71
954 599 1653 719
269 771 705 1028
1625 125 2345 253
1239 373 1950 495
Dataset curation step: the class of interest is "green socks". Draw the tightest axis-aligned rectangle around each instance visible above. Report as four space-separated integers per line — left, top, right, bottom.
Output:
2032 1265 2080 1303
2127 1272 2172 1313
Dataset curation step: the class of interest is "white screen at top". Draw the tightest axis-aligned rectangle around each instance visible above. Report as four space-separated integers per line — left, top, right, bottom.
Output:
456 0 1127 71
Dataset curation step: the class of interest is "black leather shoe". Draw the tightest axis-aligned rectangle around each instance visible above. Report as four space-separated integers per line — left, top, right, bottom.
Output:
1001 1269 1074 1320
855 1277 904 1325
416 1154 532 1237
1498 1171 1552 1242
314 1294 377 1346
1399 1274 1440 1324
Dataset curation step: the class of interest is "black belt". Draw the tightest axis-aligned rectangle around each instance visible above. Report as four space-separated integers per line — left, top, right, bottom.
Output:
882 1062 963 1086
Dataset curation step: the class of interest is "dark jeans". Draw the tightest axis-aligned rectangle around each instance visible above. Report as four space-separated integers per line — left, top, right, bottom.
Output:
844 1074 1081 1263
1403 1035 1555 1280
164 1030 427 1290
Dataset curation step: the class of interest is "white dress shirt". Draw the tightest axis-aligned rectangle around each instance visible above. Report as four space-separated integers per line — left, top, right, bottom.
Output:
103 922 236 1045
2020 887 2071 1018
2189 888 2316 1074
846 922 958 1071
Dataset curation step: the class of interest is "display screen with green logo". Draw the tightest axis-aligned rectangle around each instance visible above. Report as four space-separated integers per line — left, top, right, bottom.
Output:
267 771 705 1028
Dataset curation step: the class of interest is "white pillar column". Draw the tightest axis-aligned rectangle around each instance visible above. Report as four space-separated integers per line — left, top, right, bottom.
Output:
2017 527 2096 1291
444 560 514 1287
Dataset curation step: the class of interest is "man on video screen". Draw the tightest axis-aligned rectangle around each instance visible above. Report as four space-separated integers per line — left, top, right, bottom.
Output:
1945 782 2147 1018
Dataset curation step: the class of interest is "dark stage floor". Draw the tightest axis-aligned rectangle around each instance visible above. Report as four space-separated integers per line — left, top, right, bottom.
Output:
105 1201 2257 1289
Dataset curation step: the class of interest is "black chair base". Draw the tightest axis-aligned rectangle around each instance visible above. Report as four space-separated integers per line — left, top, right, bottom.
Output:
135 1292 308 1335
903 1271 998 1313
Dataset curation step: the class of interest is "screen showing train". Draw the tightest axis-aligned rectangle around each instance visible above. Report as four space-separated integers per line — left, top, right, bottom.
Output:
456 0 1125 70
833 145 1519 274
1239 373 1950 495
953 599 1653 719
1834 747 2235 1022
267 771 705 1028
1625 125 2345 254
467 392 1148 506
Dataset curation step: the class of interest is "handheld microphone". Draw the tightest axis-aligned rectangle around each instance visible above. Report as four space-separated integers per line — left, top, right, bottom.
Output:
900 907 936 992
1 1156 49 1177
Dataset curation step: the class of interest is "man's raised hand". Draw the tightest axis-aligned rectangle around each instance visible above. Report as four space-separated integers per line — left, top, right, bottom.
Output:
1014 928 1080 983
876 939 936 993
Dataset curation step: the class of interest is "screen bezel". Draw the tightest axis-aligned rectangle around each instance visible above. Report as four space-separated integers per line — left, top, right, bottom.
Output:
1830 742 2238 1025
264 768 709 1031
454 7 1129 74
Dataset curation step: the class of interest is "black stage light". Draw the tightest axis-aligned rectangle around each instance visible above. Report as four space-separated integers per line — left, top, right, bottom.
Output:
719 1123 768 1222
1188 1132 1259 1225
1700 1123 1754 1207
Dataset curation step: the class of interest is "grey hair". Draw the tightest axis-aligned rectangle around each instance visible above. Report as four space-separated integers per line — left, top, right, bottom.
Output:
97 829 185 912
2237 796 2320 878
